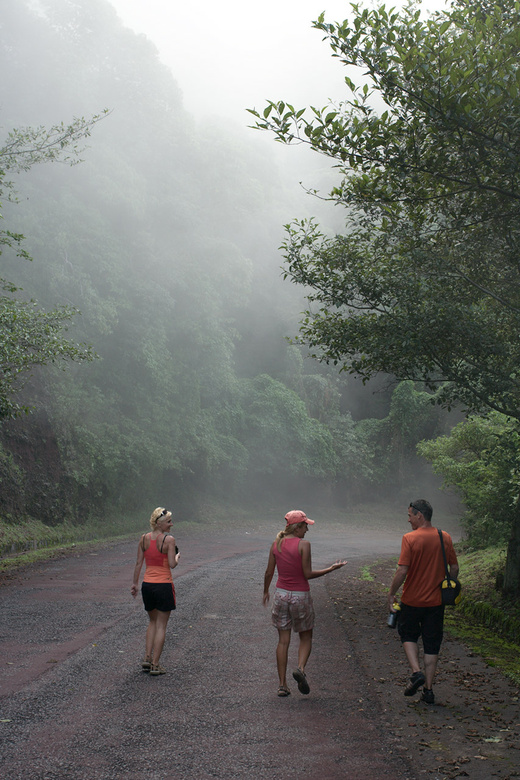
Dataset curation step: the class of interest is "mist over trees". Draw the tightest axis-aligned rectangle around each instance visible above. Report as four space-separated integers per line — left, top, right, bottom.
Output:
0 0 449 530
0 115 107 419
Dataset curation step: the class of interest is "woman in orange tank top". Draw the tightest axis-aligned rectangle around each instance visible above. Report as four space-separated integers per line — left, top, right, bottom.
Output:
131 507 180 675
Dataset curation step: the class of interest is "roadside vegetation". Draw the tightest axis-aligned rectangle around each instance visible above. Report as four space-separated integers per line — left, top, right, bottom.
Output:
444 547 520 684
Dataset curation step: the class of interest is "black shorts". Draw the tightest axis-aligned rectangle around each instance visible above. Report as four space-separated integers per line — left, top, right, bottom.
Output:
398 603 444 655
141 582 176 612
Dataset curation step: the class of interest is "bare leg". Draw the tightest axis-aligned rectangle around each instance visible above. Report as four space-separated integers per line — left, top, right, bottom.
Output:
276 629 291 687
423 653 439 688
297 629 313 673
402 641 421 674
145 609 158 661
151 610 171 665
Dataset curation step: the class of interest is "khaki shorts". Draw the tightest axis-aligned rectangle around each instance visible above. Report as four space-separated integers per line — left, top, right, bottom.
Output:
271 589 315 632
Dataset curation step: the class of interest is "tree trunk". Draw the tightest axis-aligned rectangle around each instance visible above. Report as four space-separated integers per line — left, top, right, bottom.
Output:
503 502 520 596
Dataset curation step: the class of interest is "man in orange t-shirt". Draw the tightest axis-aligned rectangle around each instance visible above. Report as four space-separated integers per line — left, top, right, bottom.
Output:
388 499 458 704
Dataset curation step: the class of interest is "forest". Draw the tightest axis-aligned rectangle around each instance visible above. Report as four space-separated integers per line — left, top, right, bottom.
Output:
1 0 518 597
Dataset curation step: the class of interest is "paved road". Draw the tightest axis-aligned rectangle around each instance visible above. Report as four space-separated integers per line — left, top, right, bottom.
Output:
0 522 421 780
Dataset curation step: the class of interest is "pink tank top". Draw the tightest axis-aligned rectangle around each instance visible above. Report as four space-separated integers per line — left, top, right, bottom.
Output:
273 536 309 591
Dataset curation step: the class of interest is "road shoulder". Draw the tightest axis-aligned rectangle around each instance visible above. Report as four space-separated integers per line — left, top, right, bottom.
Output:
327 559 520 780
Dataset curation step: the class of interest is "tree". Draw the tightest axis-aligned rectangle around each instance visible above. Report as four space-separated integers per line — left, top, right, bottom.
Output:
240 373 338 483
0 115 107 418
248 0 520 593
418 413 519 548
356 380 445 491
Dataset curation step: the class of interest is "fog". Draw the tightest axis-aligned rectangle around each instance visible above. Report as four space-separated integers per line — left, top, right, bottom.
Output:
108 0 449 124
0 0 455 526
106 0 449 208
108 0 357 124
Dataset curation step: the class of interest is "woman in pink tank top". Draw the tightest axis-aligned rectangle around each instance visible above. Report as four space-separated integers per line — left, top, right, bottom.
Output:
131 506 180 675
263 510 347 697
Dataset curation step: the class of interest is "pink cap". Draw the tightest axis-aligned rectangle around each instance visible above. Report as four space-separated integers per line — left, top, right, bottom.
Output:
285 510 314 525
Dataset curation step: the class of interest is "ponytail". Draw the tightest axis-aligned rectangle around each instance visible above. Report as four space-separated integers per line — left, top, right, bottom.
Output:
275 522 306 551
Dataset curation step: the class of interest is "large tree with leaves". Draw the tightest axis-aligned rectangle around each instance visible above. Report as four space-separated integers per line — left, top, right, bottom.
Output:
249 0 520 594
0 115 106 418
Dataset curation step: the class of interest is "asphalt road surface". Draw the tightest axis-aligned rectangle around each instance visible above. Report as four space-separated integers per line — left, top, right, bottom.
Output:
1 515 517 780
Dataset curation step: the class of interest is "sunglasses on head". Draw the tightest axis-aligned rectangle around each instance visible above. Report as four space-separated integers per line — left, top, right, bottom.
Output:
157 509 169 518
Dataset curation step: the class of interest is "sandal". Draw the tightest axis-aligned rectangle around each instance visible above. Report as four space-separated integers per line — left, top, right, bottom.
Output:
292 667 310 695
150 663 166 676
277 685 291 697
141 658 152 671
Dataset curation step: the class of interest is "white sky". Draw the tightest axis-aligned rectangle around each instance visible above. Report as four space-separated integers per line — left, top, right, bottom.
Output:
108 0 447 128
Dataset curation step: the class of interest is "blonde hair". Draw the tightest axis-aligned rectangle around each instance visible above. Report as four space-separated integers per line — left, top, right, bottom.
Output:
150 507 171 531
275 521 306 551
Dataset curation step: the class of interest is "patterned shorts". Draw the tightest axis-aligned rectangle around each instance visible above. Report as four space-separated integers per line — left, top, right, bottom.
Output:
271 589 315 632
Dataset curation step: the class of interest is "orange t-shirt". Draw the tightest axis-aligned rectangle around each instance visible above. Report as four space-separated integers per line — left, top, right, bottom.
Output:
143 536 173 583
399 527 457 607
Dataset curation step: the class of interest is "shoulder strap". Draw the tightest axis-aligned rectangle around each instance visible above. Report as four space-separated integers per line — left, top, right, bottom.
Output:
159 532 170 553
437 529 450 579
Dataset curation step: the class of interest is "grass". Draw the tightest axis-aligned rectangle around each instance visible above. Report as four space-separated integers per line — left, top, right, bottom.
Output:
360 564 375 581
445 613 520 684
0 511 201 575
0 501 277 575
443 546 520 684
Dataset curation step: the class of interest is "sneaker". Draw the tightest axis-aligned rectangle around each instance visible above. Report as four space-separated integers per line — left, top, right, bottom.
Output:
292 667 310 695
421 688 435 704
149 663 166 676
404 671 425 696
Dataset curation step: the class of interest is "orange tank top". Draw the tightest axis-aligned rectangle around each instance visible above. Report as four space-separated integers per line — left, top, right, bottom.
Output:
143 536 173 583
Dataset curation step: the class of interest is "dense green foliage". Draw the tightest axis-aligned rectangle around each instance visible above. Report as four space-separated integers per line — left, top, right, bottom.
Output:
419 413 519 547
0 0 450 531
249 0 520 592
249 0 520 419
0 118 108 418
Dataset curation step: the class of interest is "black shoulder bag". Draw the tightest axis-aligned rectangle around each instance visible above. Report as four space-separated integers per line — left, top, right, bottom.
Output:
438 529 461 606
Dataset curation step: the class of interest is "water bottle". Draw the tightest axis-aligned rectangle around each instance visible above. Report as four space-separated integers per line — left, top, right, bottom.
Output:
387 601 401 628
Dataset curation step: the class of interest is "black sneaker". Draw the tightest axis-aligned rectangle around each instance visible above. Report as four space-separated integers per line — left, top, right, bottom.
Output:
404 671 425 696
421 688 435 704
292 667 310 695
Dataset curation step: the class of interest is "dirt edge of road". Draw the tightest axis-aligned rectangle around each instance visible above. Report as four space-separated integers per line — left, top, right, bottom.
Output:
327 559 520 780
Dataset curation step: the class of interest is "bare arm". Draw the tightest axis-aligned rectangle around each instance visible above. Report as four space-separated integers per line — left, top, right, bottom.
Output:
387 564 408 610
131 537 145 598
300 540 347 580
263 546 276 606
165 534 180 570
